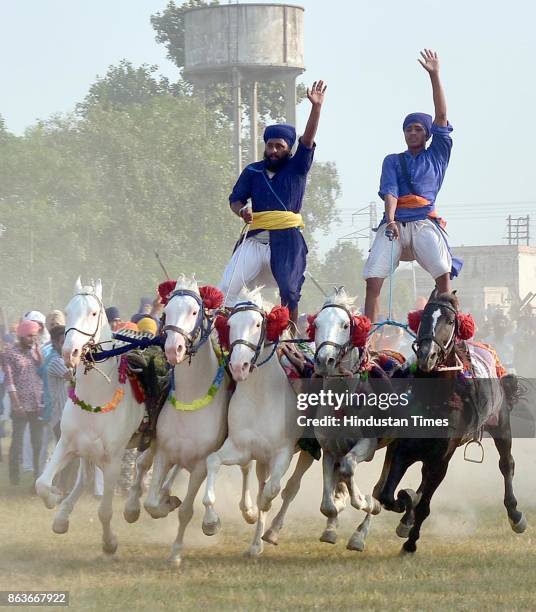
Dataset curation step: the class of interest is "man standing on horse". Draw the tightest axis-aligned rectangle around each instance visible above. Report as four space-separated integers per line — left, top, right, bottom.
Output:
364 50 460 324
219 80 327 323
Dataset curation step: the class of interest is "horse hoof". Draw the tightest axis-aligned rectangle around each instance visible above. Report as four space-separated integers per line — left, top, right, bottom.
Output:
52 518 69 534
319 529 337 545
167 556 182 569
346 534 365 552
103 538 118 556
123 507 141 524
169 496 181 512
242 507 258 525
400 542 416 556
262 529 279 546
245 544 263 558
396 522 412 539
510 513 528 534
202 518 221 537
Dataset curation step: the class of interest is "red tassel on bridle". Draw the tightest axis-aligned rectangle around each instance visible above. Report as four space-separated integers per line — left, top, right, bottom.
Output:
407 310 423 334
214 314 230 350
199 285 224 310
350 314 372 348
266 306 290 342
306 314 317 341
158 280 177 305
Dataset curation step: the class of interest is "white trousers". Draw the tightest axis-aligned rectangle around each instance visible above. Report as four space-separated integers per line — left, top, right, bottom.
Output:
363 219 451 280
219 238 277 306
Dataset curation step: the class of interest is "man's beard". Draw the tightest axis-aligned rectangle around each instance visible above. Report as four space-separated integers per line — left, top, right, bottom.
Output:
264 152 291 172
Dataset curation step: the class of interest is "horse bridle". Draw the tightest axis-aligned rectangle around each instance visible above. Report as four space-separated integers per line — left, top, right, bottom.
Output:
162 289 211 357
64 292 105 349
226 301 269 368
313 303 356 366
412 300 458 363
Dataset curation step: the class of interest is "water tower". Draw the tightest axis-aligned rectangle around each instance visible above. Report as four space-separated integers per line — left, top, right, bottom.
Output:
183 3 305 173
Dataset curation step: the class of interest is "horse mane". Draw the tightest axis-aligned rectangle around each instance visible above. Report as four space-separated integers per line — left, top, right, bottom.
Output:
433 291 460 311
174 273 198 293
322 287 359 312
233 286 266 309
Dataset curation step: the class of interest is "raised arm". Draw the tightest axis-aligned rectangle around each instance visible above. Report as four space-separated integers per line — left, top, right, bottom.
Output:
418 49 447 127
301 80 327 148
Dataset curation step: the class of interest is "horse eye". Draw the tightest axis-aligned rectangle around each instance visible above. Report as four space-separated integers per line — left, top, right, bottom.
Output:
343 323 349 329
256 323 261 328
92 312 97 317
193 311 198 316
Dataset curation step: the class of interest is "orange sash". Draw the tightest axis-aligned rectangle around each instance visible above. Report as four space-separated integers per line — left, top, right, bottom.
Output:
396 194 447 228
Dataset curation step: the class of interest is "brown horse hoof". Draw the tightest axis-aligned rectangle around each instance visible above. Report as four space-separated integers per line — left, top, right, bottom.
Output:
510 513 527 534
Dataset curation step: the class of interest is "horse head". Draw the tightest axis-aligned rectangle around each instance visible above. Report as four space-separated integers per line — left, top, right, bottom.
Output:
160 274 214 366
223 287 289 382
414 288 459 372
63 277 106 368
312 288 370 377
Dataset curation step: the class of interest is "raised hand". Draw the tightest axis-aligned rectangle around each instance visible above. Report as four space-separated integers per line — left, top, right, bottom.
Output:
418 49 440 75
307 80 327 107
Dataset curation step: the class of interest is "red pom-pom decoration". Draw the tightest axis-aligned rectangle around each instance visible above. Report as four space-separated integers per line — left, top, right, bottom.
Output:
306 313 317 341
407 310 423 334
214 314 230 350
266 306 290 342
158 280 177 305
350 314 372 348
456 312 475 340
199 285 224 310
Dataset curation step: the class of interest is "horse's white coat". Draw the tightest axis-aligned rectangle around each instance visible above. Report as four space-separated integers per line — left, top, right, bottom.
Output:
35 279 145 555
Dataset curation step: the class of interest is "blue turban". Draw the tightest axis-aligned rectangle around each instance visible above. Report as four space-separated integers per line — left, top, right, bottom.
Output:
403 112 433 140
105 306 120 323
263 123 296 149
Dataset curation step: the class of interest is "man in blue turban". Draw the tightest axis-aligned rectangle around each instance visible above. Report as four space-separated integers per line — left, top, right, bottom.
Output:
220 80 327 323
363 49 460 324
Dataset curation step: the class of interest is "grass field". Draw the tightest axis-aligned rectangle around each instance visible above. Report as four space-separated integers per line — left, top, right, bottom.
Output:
1 443 535 611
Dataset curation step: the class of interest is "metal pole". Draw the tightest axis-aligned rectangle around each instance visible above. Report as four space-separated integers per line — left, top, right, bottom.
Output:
249 80 258 162
232 67 242 174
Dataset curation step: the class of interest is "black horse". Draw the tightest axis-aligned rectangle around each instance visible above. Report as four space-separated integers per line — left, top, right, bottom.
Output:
375 289 527 553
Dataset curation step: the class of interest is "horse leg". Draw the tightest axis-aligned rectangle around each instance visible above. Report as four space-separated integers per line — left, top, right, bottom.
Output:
344 471 379 552
247 461 269 558
124 447 155 523
488 415 527 533
319 452 340 544
339 437 377 478
263 450 314 546
259 447 294 512
52 458 87 534
35 438 75 509
202 438 249 536
239 461 258 525
168 462 207 568
402 456 450 554
99 458 122 556
144 449 177 519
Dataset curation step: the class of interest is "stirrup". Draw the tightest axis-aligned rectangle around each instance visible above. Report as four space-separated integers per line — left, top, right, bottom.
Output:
464 438 484 463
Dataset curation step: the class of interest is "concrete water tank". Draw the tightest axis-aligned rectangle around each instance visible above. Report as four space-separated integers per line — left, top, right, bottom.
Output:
183 3 305 81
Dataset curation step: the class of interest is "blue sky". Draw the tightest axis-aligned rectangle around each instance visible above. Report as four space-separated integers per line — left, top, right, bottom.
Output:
2 0 535 252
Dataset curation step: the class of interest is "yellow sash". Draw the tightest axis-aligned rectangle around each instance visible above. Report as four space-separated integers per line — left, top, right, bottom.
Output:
249 211 304 231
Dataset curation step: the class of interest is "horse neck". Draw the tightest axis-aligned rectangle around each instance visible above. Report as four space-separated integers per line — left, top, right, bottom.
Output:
73 323 120 402
243 343 285 392
172 335 219 402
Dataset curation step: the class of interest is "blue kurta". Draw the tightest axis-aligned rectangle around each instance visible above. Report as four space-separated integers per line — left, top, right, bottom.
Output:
379 122 453 222
229 140 315 310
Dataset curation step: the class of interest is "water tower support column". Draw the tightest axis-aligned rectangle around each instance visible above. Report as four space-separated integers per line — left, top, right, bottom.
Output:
249 80 259 162
232 67 242 173
285 76 297 129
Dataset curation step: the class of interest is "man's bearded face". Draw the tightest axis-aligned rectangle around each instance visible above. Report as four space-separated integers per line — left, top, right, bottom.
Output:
264 138 291 171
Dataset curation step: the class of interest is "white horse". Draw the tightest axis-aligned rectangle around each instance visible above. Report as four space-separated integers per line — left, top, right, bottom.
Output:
142 275 257 568
312 289 382 551
35 279 146 556
202 287 315 557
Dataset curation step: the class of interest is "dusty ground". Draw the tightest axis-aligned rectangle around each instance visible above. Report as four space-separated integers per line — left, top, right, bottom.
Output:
1 439 535 611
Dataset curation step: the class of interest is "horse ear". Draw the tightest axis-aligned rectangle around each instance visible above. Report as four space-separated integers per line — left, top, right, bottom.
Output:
452 289 457 296
429 287 438 300
74 277 83 293
94 279 103 299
